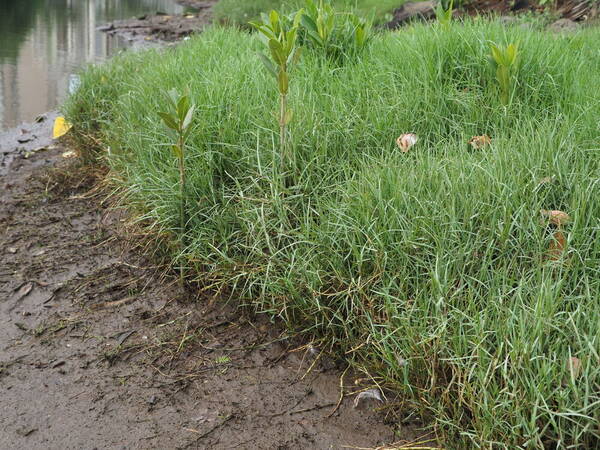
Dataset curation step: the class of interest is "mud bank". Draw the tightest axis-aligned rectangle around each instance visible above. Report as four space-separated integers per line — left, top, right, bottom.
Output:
0 121 430 448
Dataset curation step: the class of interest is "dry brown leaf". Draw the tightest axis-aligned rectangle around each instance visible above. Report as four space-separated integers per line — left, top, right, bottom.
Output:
61 150 77 159
547 230 567 261
90 296 136 310
468 135 491 149
14 282 33 300
541 209 571 227
567 356 582 380
353 388 383 408
396 133 418 153
538 175 556 185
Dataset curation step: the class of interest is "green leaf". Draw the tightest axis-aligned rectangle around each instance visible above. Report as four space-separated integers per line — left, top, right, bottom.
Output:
288 46 302 66
490 44 502 65
283 108 293 125
355 27 365 48
301 14 319 35
269 10 280 33
177 95 190 122
171 144 182 159
251 24 276 42
292 9 303 28
158 112 179 131
269 10 279 26
259 53 278 78
278 70 288 95
305 28 323 46
269 39 286 66
286 27 298 49
506 44 518 65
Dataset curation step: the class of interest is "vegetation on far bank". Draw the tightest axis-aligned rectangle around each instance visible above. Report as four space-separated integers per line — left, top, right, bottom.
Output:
213 0 407 24
65 17 600 447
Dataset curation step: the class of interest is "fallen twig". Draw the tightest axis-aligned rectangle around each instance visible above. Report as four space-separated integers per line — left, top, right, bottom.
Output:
327 365 350 418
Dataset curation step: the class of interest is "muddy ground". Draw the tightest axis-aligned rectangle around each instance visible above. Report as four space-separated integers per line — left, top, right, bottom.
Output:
0 120 431 449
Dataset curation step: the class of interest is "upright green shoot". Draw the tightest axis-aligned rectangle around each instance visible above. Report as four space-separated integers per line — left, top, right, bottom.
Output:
435 0 454 28
301 0 336 48
300 0 372 60
490 42 519 106
157 89 196 283
250 10 303 173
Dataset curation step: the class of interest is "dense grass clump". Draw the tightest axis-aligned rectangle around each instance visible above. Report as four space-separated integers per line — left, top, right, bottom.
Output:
65 21 600 447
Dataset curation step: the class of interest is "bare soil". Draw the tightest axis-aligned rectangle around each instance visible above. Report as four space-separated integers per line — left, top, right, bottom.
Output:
0 121 430 449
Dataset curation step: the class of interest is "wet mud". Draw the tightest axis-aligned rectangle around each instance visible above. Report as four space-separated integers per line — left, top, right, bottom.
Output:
0 124 429 449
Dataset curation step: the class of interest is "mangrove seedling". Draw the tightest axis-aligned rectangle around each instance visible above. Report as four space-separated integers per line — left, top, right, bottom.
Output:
490 42 519 106
300 0 371 61
158 89 195 283
435 0 454 28
301 0 336 49
250 10 303 172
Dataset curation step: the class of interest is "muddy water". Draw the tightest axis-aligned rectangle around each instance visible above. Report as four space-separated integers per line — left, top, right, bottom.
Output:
0 0 184 132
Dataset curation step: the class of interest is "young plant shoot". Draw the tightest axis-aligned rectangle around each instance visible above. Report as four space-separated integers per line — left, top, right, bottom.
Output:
158 89 196 283
490 42 519 106
250 10 302 174
435 0 454 28
301 0 371 60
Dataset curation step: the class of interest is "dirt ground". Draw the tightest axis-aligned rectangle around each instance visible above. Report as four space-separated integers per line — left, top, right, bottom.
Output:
0 120 431 449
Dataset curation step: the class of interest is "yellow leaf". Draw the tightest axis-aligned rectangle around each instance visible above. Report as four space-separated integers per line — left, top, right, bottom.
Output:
53 116 72 139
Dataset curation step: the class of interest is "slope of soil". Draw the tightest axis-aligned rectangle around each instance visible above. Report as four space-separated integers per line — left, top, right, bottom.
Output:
0 124 428 449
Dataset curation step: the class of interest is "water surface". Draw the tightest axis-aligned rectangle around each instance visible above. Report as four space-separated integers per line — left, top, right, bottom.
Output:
0 0 183 131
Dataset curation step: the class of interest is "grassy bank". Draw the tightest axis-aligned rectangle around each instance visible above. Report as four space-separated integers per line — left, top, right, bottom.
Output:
213 0 406 25
65 21 600 447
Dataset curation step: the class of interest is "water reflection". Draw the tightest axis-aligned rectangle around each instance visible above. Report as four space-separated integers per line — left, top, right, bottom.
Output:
0 0 183 131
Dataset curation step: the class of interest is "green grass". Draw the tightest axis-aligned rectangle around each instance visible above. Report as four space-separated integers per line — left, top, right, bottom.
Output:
212 0 406 25
65 21 600 447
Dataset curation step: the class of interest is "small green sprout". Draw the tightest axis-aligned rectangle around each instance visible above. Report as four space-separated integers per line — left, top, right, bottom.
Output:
490 42 519 106
158 89 196 284
435 0 454 29
250 9 303 173
300 0 371 60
